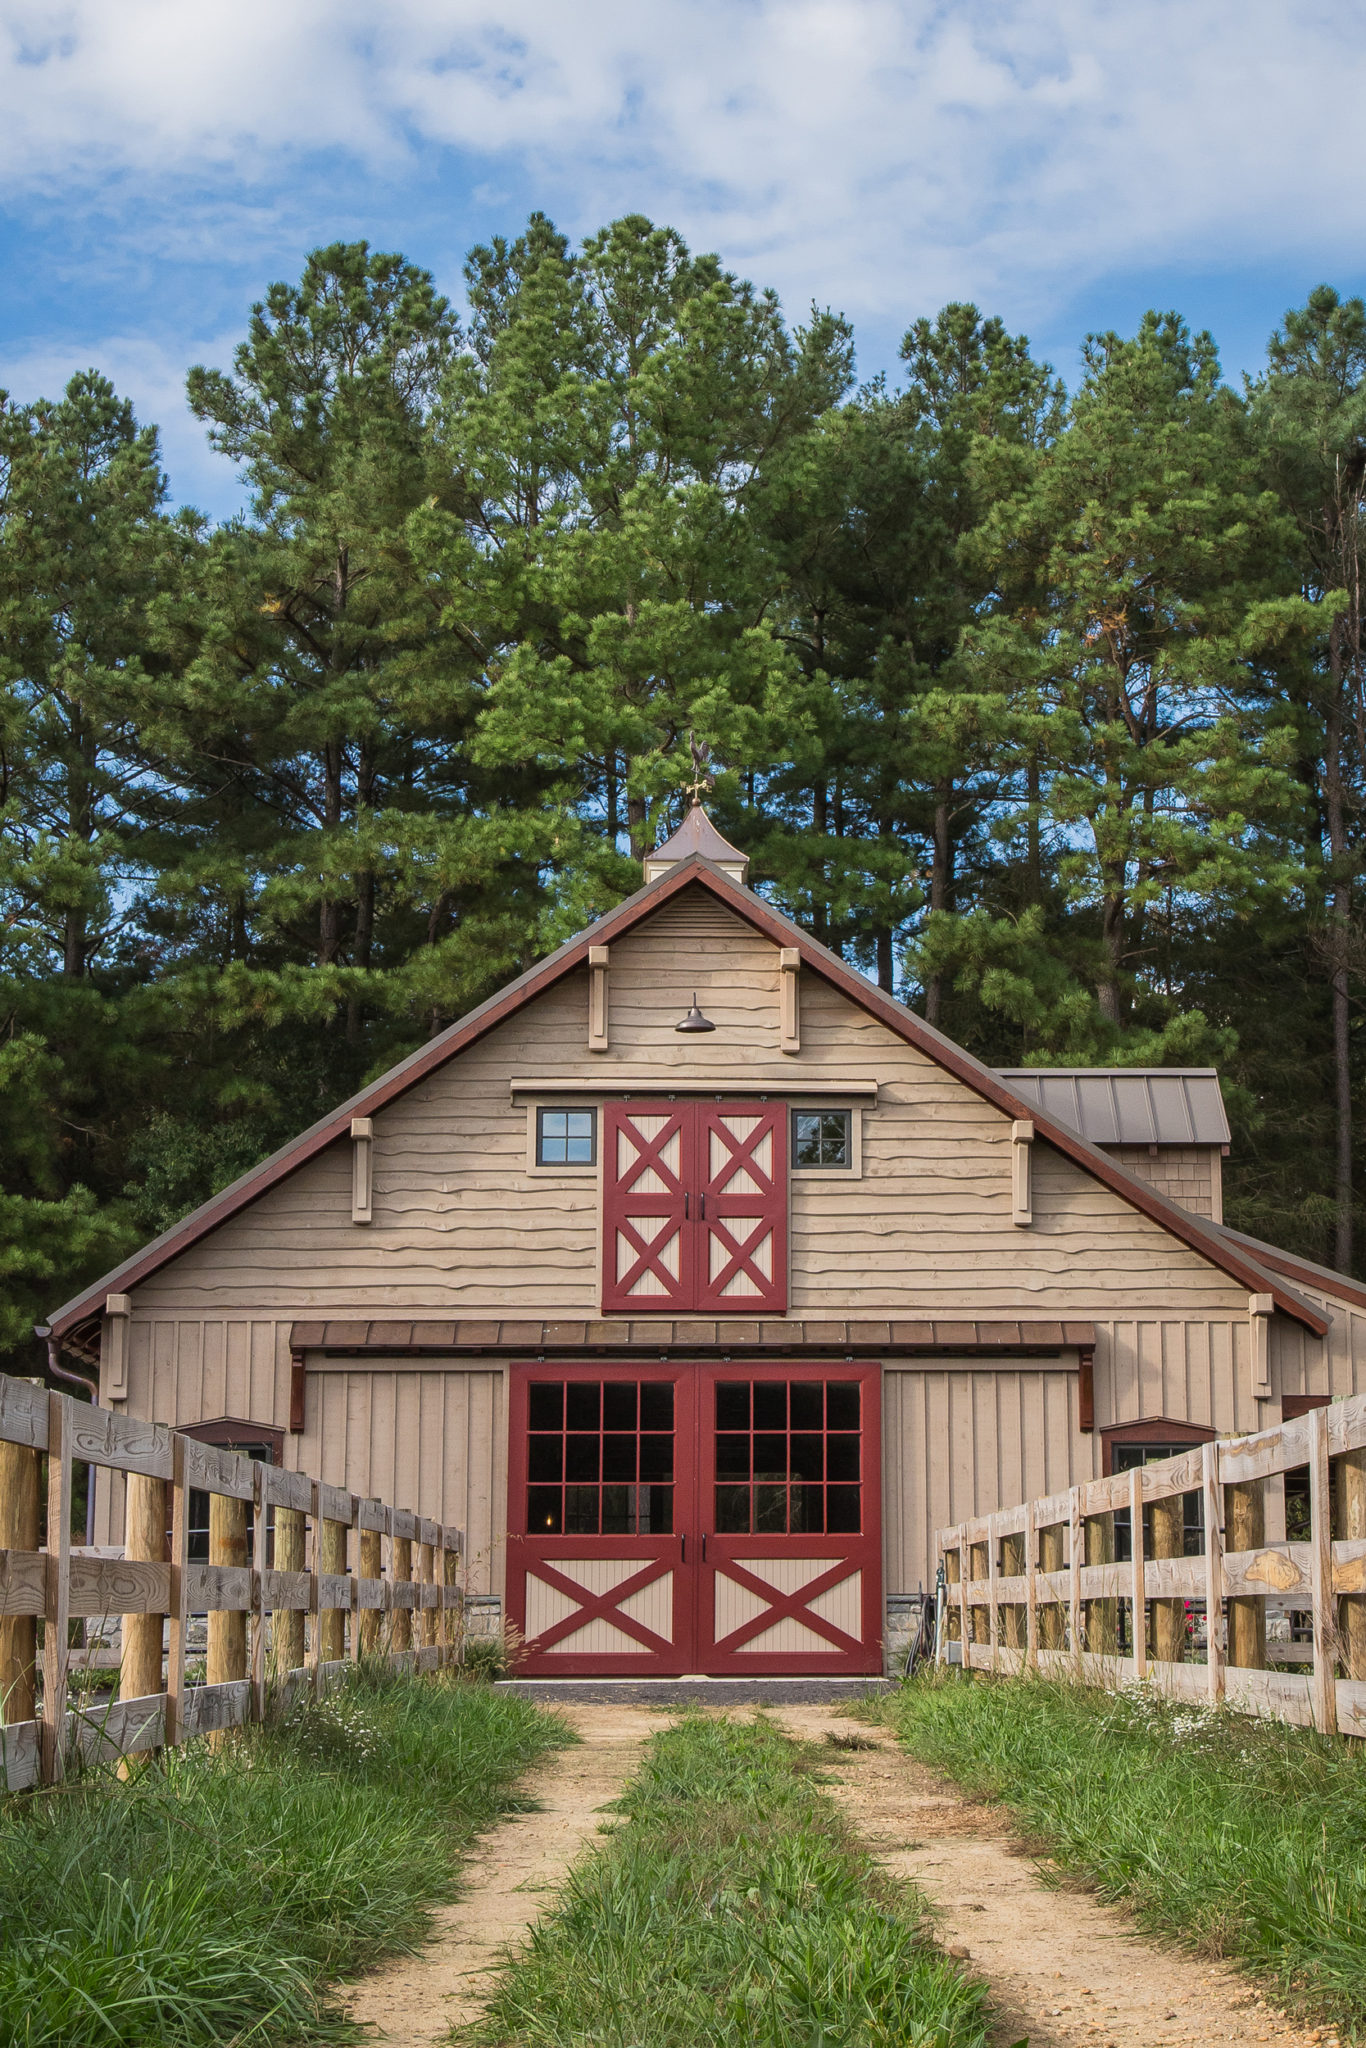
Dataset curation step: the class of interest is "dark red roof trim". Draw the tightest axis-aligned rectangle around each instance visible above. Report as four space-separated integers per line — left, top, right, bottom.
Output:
49 857 1328 1339
290 1316 1097 1357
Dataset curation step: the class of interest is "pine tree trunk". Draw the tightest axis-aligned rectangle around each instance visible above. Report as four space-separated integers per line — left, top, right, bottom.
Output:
1325 680 1353 1271
318 734 345 967
925 792 951 1026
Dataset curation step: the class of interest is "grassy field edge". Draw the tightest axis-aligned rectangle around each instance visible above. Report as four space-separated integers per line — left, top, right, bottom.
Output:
0 1667 566 2047
879 1670 1366 2040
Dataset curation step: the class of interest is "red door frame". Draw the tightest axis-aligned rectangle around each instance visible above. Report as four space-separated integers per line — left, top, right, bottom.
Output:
507 1361 697 1676
508 1359 882 1677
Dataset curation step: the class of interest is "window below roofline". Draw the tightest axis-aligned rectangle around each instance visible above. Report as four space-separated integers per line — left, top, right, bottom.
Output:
789 1104 863 1179
527 1102 600 1175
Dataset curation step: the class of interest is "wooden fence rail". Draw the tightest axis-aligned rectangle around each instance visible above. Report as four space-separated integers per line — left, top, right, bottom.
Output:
938 1389 1366 1738
0 1378 464 1790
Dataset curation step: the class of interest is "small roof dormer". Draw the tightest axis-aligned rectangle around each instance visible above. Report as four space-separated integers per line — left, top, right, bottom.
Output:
642 802 750 887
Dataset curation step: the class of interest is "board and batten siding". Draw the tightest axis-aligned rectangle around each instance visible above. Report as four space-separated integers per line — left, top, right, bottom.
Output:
127 890 1253 1323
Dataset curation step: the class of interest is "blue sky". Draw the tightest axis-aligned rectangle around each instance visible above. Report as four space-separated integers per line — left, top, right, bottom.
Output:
2 0 1363 520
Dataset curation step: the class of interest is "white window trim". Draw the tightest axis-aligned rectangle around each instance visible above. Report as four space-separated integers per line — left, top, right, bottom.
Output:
526 1100 602 1176
789 1103 863 1179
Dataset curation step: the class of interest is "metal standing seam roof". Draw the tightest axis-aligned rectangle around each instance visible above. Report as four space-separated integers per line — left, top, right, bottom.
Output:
995 1069 1231 1148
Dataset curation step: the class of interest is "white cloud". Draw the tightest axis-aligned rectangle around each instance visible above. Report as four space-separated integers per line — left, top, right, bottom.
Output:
0 1 1361 353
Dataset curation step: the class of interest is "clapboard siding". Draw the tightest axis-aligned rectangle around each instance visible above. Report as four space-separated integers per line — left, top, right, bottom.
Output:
130 895 1251 1322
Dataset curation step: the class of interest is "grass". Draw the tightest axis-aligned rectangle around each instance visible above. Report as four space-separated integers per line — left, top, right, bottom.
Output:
0 1666 564 2047
882 1670 1366 2037
470 1712 991 2048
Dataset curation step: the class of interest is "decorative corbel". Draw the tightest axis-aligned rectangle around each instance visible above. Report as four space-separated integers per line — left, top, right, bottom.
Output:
104 1293 132 1401
1249 1292 1274 1398
779 948 801 1054
1078 1343 1095 1432
588 945 610 1052
289 1344 307 1433
1011 1119 1034 1226
351 1116 374 1224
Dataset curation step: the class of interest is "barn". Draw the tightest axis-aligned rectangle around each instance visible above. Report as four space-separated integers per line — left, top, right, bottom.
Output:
45 810 1366 1677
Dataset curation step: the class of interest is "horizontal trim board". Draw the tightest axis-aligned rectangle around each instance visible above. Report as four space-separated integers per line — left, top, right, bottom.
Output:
509 1077 880 1100
305 1350 1077 1372
290 1316 1096 1356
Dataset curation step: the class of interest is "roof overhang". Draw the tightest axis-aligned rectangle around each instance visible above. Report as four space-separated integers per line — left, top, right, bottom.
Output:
48 855 1329 1342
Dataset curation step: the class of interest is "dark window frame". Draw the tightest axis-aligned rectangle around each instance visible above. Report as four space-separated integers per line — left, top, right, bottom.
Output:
536 1104 598 1168
791 1106 853 1170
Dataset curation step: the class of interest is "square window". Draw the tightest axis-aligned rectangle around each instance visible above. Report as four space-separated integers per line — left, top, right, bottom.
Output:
792 1109 851 1168
536 1106 597 1166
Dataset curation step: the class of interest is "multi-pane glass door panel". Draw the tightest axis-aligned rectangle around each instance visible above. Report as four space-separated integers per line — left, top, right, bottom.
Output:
713 1378 862 1533
526 1378 675 1535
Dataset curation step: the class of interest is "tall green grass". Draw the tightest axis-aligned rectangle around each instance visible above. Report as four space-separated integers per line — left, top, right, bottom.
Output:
473 1713 990 2048
0 1668 563 2046
883 1672 1366 2034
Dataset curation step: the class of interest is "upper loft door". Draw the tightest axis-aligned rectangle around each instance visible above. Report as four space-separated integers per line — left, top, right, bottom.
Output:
602 1101 787 1315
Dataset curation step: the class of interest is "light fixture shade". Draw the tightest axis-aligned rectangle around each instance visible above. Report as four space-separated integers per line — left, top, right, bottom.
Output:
675 992 716 1033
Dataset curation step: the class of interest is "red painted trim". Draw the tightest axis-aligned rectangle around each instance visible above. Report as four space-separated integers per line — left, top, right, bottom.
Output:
1100 1416 1216 1477
289 1353 306 1434
1219 1231 1366 1315
49 856 1327 1337
1282 1394 1331 1420
1078 1347 1095 1433
180 1416 284 1463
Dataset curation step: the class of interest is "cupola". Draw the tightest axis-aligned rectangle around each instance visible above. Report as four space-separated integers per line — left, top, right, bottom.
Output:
642 802 750 887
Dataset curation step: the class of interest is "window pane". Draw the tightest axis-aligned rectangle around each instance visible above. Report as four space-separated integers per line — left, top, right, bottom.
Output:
794 1110 824 1166
644 1485 674 1534
528 1486 561 1532
603 1434 637 1481
641 1383 675 1430
755 1484 788 1532
564 1487 600 1533
715 1484 750 1532
537 1107 596 1165
715 1382 750 1430
639 1434 673 1482
528 1382 564 1430
789 1381 823 1430
528 1436 563 1482
826 1434 860 1482
789 1433 824 1480
567 1382 601 1429
793 1109 850 1166
566 1434 600 1481
826 1383 860 1430
790 1481 825 1532
826 1485 861 1532
753 1433 787 1478
601 1485 634 1534
603 1382 637 1431
716 1433 751 1478
754 1382 787 1430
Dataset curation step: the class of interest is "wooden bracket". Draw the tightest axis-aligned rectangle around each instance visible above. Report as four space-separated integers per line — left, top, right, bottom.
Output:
350 1116 373 1224
588 945 610 1051
104 1292 132 1400
289 1350 307 1434
1249 1291 1274 1398
779 948 800 1054
1077 1343 1095 1432
1011 1119 1034 1227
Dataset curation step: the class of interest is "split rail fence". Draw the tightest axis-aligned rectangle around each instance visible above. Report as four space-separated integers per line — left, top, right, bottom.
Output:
939 1388 1366 1737
0 1379 464 1790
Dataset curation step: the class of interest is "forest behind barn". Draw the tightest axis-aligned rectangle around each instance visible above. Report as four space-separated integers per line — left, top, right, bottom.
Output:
4 215 1366 1368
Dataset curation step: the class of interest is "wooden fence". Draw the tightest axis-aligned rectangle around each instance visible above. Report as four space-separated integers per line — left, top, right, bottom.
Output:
0 1379 464 1790
938 1389 1366 1737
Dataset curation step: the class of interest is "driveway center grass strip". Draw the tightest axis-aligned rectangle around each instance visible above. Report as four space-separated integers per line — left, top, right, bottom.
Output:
469 1711 990 2048
0 1667 565 2047
882 1671 1366 2036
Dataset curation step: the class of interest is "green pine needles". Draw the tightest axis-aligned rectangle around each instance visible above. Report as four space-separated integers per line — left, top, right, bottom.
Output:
471 1712 989 2048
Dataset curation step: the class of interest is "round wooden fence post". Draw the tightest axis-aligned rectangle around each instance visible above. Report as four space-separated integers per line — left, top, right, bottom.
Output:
273 1507 305 1677
207 1492 248 1746
1151 1491 1185 1663
318 1518 348 1665
0 1435 40 1725
120 1473 166 1706
1085 1511 1117 1654
1039 1523 1065 1651
358 1527 382 1657
1225 1477 1267 1670
391 1534 413 1653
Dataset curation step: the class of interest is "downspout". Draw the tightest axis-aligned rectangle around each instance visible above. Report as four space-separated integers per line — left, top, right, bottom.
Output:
34 1324 99 1544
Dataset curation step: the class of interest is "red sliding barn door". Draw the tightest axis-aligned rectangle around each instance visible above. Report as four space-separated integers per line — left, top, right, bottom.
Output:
602 1101 787 1315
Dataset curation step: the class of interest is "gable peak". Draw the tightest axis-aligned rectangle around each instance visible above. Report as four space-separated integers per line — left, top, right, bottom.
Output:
642 802 749 887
